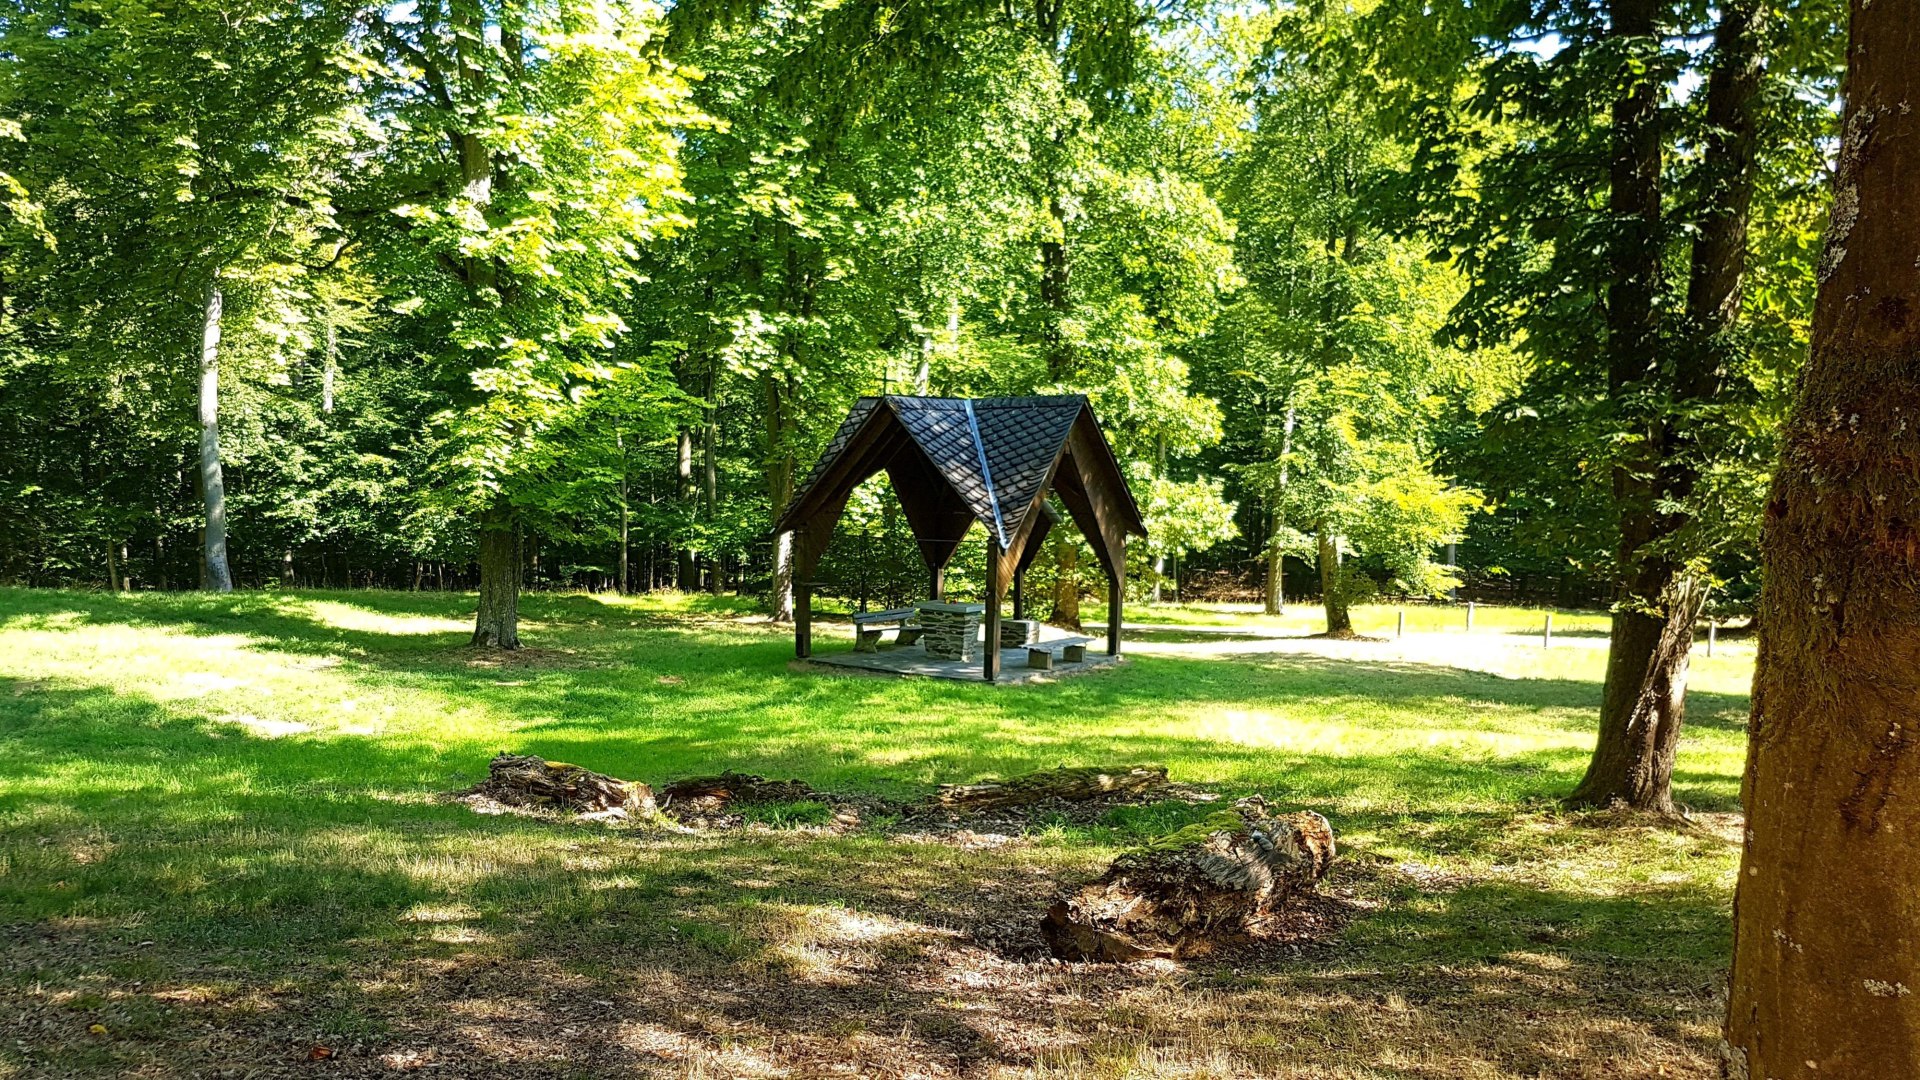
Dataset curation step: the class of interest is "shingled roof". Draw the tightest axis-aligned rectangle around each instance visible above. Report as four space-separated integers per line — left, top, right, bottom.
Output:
776 395 1146 549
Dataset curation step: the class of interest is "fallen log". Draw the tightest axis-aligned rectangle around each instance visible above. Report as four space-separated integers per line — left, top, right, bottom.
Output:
472 753 658 818
658 771 818 815
933 765 1169 811
1040 800 1335 962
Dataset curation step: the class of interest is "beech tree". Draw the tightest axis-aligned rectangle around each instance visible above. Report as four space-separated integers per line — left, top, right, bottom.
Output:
1370 0 1840 811
1723 0 1920 1070
356 0 695 646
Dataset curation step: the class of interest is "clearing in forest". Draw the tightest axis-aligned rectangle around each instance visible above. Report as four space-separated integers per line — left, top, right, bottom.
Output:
0 588 1750 1078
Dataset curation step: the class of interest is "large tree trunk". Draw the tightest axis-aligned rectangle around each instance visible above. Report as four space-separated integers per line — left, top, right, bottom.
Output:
198 282 234 593
471 502 521 649
1578 0 1761 812
1569 576 1705 811
1318 524 1350 636
1723 4 1920 1073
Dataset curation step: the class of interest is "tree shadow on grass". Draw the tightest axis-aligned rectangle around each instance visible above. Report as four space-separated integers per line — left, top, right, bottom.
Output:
1 663 1737 1077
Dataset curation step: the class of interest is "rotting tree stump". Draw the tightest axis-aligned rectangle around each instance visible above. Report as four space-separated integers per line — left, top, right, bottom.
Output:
1040 800 1335 962
933 765 1169 811
473 753 658 817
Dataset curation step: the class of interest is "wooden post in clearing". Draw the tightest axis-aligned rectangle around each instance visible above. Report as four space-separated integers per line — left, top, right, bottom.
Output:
795 581 813 659
1466 601 1475 631
1397 609 1405 639
984 543 1004 683
1543 612 1553 648
1707 620 1716 657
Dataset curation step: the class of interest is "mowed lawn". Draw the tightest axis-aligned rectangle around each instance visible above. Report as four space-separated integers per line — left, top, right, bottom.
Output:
0 587 1752 1079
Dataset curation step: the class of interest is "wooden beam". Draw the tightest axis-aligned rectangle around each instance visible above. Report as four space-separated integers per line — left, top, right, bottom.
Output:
1107 539 1124 657
796 580 813 659
984 542 1004 682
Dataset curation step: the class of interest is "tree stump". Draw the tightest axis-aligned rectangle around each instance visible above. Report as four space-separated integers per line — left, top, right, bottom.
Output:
473 753 657 817
1040 801 1335 961
933 765 1169 811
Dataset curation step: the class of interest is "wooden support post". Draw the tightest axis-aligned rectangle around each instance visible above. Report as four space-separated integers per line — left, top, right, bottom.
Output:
984 545 1004 682
931 567 945 603
1397 609 1405 639
1013 571 1025 619
1543 612 1553 648
1708 620 1717 657
1466 601 1475 631
1107 550 1124 657
795 581 813 659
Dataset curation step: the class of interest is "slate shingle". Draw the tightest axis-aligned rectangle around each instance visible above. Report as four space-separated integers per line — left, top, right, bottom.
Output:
778 394 1141 546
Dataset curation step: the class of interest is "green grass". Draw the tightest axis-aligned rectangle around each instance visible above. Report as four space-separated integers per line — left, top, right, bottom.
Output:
0 587 1749 1078
1090 598 1619 637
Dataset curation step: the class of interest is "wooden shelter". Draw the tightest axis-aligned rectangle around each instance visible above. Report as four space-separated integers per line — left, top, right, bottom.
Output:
774 395 1148 681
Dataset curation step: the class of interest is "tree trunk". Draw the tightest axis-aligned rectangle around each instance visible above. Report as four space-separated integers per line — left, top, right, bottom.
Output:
1040 193 1072 379
1049 532 1081 629
703 404 721 594
198 282 234 593
1581 0 1760 813
1264 507 1286 616
1265 402 1298 617
1724 5 1920 1073
676 426 696 588
1318 525 1350 636
321 320 336 414
934 766 1168 812
765 380 795 622
282 549 295 588
1041 802 1335 962
470 502 521 648
105 538 120 592
1568 575 1704 812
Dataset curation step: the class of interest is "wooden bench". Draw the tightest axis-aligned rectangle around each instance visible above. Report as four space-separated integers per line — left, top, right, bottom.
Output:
851 607 921 652
1027 635 1094 669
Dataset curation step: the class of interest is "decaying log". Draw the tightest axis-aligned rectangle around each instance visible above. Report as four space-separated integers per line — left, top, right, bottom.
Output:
933 765 1169 811
658 771 818 815
1041 800 1335 962
473 753 658 817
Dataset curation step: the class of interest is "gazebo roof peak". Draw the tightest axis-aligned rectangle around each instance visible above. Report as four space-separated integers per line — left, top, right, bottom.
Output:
777 393 1145 549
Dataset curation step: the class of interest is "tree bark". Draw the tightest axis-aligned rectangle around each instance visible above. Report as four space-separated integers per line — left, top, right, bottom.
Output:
198 282 234 593
105 538 121 592
766 379 795 622
1265 402 1298 617
1723 4 1920 1073
1318 524 1350 636
676 426 696 589
933 765 1168 811
617 441 630 595
1041 802 1335 962
1578 0 1762 812
470 501 521 648
282 548 295 588
1569 576 1704 812
321 320 336 414
1265 507 1286 616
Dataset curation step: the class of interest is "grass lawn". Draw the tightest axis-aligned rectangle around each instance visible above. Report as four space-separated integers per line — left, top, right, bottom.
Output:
0 587 1750 1078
